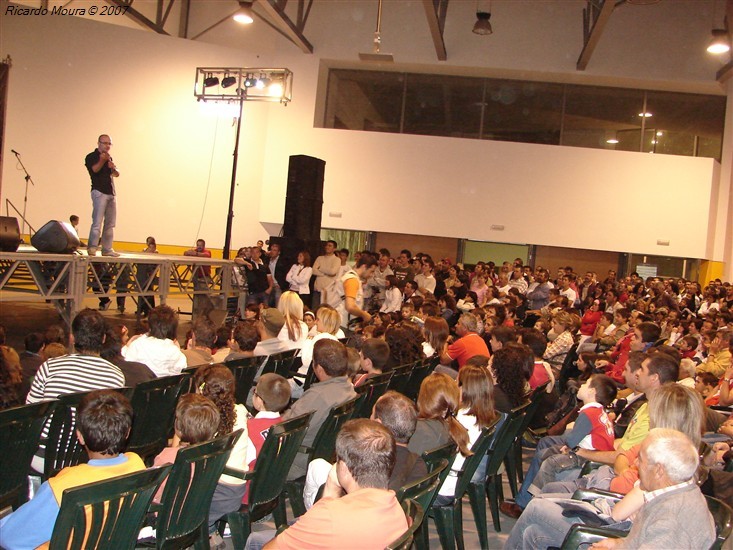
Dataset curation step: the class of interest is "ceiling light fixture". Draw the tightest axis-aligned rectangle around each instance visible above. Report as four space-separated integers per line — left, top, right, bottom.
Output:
606 138 619 144
638 112 653 118
233 1 254 24
358 0 394 62
473 12 493 35
707 29 731 54
221 75 237 88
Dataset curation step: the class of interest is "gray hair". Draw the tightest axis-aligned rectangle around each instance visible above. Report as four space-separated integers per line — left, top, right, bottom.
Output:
644 428 699 484
459 313 478 333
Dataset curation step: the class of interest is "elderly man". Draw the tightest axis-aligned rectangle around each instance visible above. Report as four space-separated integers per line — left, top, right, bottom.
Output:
504 428 715 550
246 419 408 550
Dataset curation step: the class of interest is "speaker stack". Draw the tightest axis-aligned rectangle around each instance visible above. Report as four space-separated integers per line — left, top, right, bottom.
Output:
277 155 327 265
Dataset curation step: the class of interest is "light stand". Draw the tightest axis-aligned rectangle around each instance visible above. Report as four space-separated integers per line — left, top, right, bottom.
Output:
11 149 35 237
194 67 293 259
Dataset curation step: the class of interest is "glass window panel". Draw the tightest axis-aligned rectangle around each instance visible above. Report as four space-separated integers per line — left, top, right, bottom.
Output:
627 254 688 278
562 85 645 152
403 74 484 138
481 80 563 145
642 91 726 160
324 70 403 133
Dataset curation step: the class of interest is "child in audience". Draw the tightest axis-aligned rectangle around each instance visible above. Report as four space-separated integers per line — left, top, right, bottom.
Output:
694 371 720 405
354 338 391 387
345 348 362 384
244 373 291 501
526 374 617 496
153 393 220 502
0 390 145 549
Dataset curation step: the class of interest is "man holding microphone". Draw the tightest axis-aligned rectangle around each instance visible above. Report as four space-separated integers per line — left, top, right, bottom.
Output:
85 134 120 257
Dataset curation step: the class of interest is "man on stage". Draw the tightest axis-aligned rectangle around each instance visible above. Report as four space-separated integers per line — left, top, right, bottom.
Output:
85 134 120 257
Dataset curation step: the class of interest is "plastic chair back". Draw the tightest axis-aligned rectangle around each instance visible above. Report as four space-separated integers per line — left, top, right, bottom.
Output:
309 395 360 462
44 388 134 481
225 356 264 405
247 412 314 516
485 405 528 476
353 371 393 418
422 442 458 488
452 418 501 499
48 465 172 550
387 363 414 394
0 400 56 510
386 499 424 550
404 357 438 401
127 374 188 463
397 458 448 510
707 495 733 550
155 429 242 549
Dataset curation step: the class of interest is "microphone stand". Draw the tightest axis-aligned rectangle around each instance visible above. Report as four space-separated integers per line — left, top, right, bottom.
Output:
12 150 35 237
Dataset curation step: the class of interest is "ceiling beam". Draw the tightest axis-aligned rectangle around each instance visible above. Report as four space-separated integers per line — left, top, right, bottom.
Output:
257 0 314 54
576 0 615 71
105 0 170 34
422 0 448 61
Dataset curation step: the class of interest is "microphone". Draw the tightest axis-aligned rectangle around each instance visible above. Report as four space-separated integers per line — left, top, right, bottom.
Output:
11 149 19 155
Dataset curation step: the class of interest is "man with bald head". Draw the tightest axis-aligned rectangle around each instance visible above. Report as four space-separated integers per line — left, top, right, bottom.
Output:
85 134 120 257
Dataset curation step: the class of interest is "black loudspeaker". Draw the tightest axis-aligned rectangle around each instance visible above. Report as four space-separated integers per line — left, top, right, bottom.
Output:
283 155 325 243
31 220 81 254
0 216 21 252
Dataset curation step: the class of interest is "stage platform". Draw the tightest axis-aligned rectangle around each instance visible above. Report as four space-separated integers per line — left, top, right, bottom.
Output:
0 245 237 326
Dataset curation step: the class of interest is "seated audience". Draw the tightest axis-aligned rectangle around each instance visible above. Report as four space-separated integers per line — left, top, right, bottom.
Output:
122 305 187 376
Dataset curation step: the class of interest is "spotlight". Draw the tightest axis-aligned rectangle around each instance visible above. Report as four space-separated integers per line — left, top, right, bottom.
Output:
244 74 258 88
707 29 731 54
233 1 254 24
221 76 237 88
472 12 492 35
203 75 219 87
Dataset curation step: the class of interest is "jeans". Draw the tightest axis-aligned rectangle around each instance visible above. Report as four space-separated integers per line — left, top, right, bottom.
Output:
504 496 631 550
88 189 116 251
245 529 277 550
268 285 282 308
515 435 566 508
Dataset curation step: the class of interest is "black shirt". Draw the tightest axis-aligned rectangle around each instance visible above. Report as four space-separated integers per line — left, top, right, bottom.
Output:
85 149 115 195
246 261 271 293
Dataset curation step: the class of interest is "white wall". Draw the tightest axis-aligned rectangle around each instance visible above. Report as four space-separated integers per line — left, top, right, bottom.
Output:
0 1 728 263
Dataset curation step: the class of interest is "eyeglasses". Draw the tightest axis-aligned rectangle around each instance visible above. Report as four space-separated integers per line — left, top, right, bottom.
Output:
99 141 112 145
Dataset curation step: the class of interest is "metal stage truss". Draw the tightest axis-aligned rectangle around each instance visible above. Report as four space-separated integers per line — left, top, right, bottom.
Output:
0 250 236 326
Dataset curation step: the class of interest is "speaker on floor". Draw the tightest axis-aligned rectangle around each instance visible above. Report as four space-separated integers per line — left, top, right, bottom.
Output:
31 220 81 254
283 155 325 243
0 216 21 252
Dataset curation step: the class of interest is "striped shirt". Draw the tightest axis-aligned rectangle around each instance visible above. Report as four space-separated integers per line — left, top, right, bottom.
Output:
26 354 125 458
26 354 125 403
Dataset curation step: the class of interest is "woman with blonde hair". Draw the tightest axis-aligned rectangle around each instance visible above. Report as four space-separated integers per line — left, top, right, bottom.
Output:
408 372 472 457
298 305 344 372
277 291 308 350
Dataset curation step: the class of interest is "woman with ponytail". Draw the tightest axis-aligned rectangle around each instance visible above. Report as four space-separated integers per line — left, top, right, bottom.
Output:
435 362 502 503
407 372 472 458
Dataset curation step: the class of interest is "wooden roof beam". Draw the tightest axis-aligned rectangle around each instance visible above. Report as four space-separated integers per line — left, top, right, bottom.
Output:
422 0 449 61
257 0 314 54
576 0 615 71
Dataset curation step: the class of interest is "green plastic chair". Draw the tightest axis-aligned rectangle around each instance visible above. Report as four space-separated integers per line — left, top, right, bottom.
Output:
507 382 550 494
471 402 530 533
283 395 360 519
224 356 264 405
260 350 299 378
0 400 56 510
221 412 314 549
353 371 394 419
422 442 458 489
43 388 134 481
404 357 439 401
148 429 242 550
127 374 189 464
386 499 425 550
396 458 449 550
429 418 501 550
387 363 414 394
48 465 172 550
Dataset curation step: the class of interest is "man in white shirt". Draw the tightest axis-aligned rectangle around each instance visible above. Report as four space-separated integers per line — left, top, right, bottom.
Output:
559 275 578 306
312 240 341 309
414 258 437 297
